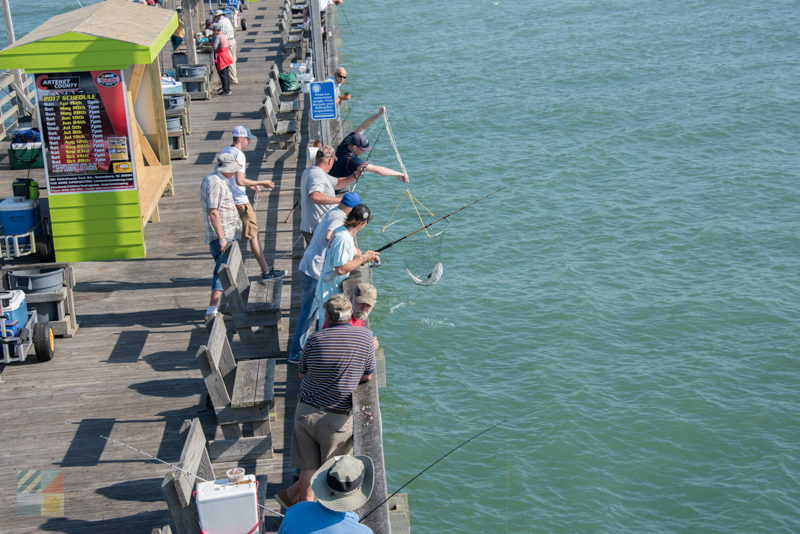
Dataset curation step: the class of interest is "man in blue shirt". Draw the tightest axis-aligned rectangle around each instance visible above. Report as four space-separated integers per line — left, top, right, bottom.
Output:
329 106 408 184
277 454 375 534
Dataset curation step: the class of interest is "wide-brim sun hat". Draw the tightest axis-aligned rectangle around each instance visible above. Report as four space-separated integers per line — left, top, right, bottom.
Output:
311 454 374 512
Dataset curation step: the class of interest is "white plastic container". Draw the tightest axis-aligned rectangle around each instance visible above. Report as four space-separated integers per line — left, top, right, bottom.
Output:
195 475 259 534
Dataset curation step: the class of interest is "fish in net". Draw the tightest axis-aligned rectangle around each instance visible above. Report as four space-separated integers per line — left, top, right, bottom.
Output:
382 216 448 286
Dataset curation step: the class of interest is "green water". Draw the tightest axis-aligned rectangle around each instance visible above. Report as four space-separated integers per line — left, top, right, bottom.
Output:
339 0 799 532
4 0 798 531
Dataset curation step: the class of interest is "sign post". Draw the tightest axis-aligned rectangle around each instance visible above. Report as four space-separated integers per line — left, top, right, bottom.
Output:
309 80 337 121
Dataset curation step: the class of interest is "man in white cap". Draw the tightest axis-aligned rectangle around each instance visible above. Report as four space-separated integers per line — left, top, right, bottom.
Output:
222 125 285 280
212 9 238 83
277 454 374 533
200 153 243 324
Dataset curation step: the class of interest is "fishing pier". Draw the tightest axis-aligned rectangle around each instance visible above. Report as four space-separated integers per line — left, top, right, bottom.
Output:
0 1 409 532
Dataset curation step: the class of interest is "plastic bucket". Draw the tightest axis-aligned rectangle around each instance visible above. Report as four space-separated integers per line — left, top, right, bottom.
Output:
179 65 206 78
8 268 65 293
164 95 185 110
166 117 182 131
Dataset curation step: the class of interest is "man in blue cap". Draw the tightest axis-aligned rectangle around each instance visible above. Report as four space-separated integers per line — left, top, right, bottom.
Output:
288 192 362 363
329 107 408 184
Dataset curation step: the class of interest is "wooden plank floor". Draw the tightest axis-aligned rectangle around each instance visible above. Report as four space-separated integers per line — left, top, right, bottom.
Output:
0 1 308 531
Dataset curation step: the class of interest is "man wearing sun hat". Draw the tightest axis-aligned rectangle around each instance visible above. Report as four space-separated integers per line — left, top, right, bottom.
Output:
200 153 243 325
277 454 374 533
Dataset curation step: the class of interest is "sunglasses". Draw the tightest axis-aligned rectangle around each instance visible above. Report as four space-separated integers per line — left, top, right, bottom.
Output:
335 73 347 79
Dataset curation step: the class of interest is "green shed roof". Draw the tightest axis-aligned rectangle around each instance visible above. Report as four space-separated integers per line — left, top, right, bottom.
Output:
0 0 178 72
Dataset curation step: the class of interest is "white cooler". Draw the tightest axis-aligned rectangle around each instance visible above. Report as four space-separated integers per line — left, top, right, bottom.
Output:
195 475 259 534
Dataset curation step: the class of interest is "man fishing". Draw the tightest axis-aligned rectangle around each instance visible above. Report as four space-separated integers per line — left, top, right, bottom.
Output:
329 106 408 183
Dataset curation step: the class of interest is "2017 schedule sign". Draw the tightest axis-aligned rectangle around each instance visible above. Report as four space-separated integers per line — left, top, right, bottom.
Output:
36 70 137 194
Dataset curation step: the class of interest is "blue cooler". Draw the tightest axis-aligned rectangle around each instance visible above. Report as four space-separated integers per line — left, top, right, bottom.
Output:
0 197 39 239
0 290 28 334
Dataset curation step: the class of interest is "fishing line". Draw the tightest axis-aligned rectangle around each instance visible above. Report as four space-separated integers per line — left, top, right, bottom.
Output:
359 419 509 523
332 105 355 144
351 123 385 192
375 188 503 253
382 109 408 182
100 435 284 518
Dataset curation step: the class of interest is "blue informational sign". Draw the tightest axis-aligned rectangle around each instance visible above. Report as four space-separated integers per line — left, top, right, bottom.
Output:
309 80 338 121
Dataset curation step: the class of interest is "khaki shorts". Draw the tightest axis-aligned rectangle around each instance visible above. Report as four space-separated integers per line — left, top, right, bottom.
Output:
236 203 259 240
291 401 353 470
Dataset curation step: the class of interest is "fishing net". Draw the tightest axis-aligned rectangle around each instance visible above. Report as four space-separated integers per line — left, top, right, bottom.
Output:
377 109 447 286
382 194 448 286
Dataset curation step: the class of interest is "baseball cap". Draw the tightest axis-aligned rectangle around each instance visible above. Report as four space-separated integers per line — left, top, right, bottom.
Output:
324 294 352 323
340 192 361 207
344 132 369 149
354 283 377 307
346 204 372 223
232 125 256 140
213 9 224 16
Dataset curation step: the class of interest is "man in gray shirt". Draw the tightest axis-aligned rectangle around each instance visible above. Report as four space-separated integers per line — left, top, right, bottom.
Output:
299 145 356 245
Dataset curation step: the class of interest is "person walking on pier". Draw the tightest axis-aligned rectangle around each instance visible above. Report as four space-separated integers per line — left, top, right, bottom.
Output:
299 145 356 245
212 10 238 83
329 107 408 183
200 153 242 324
278 294 375 508
222 125 286 281
277 454 375 533
288 192 362 363
211 24 233 96
315 205 380 329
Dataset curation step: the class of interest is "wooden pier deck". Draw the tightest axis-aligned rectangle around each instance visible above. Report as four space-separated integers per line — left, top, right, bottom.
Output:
0 1 308 531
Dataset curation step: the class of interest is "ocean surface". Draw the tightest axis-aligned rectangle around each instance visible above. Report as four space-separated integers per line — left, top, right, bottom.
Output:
5 0 800 532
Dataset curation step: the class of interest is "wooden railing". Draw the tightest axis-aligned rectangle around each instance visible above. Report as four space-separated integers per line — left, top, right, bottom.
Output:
0 70 34 142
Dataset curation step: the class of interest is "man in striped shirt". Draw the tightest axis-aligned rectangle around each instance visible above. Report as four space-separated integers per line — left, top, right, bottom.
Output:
278 294 375 507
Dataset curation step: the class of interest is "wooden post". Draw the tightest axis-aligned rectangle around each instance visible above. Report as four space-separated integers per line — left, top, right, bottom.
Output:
182 0 199 65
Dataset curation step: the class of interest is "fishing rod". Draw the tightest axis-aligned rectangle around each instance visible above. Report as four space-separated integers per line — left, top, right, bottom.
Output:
359 419 509 523
100 435 284 518
374 188 503 253
350 122 386 192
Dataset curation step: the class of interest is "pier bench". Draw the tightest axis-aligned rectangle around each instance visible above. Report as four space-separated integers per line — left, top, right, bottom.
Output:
219 241 283 357
261 96 299 150
161 417 267 534
265 78 301 116
269 64 301 99
278 8 305 60
196 314 275 462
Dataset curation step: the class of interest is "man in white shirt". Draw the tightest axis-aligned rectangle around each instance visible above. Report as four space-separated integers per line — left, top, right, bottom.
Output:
222 125 286 280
